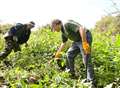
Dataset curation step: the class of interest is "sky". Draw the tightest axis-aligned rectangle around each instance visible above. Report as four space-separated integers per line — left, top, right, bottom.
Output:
0 0 120 28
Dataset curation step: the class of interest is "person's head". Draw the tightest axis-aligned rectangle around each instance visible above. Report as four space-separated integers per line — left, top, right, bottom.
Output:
26 21 35 29
51 19 62 32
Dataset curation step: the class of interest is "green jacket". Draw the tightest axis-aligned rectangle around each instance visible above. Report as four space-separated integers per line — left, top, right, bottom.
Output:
61 20 82 43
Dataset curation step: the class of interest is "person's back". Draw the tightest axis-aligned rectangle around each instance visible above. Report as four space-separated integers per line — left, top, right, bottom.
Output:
62 20 90 42
8 23 31 44
4 23 24 40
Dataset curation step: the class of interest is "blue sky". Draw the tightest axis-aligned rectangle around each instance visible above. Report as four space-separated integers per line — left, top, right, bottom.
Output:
0 0 120 28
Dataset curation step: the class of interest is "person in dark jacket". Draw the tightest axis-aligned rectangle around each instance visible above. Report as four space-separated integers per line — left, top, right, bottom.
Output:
0 21 35 59
51 19 96 87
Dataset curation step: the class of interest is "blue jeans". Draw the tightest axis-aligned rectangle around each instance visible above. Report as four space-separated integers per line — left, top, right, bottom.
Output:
66 31 94 81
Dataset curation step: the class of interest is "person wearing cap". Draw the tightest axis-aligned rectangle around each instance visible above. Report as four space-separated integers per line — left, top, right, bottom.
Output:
0 21 35 59
51 19 96 87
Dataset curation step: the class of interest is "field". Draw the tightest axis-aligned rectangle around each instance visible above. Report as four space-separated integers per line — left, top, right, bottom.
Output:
0 24 120 88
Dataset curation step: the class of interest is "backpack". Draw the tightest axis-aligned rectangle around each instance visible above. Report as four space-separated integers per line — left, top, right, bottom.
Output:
10 23 24 35
4 23 24 39
15 23 23 29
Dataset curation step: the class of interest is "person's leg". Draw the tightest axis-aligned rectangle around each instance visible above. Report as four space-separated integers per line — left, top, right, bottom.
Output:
0 39 14 59
78 30 96 87
11 43 21 64
84 54 94 81
77 41 94 81
86 30 95 81
13 43 21 52
66 42 80 75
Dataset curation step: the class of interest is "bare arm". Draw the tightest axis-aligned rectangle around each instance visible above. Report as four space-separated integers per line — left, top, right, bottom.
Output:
79 26 87 42
57 42 66 53
79 26 90 54
54 42 67 59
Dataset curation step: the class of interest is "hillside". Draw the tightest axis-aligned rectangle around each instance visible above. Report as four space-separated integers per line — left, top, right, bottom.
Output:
0 17 120 87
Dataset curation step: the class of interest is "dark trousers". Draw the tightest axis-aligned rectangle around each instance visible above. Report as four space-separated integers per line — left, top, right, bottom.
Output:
0 38 21 59
66 31 94 81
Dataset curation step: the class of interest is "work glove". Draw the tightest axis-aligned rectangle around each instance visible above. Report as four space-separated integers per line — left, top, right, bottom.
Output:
54 51 62 60
49 52 66 70
48 52 62 64
82 41 90 54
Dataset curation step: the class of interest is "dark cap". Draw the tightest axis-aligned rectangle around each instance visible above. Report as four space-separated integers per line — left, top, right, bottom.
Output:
29 21 35 27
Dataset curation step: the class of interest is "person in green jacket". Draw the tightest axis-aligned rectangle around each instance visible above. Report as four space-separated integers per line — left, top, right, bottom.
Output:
51 19 96 87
